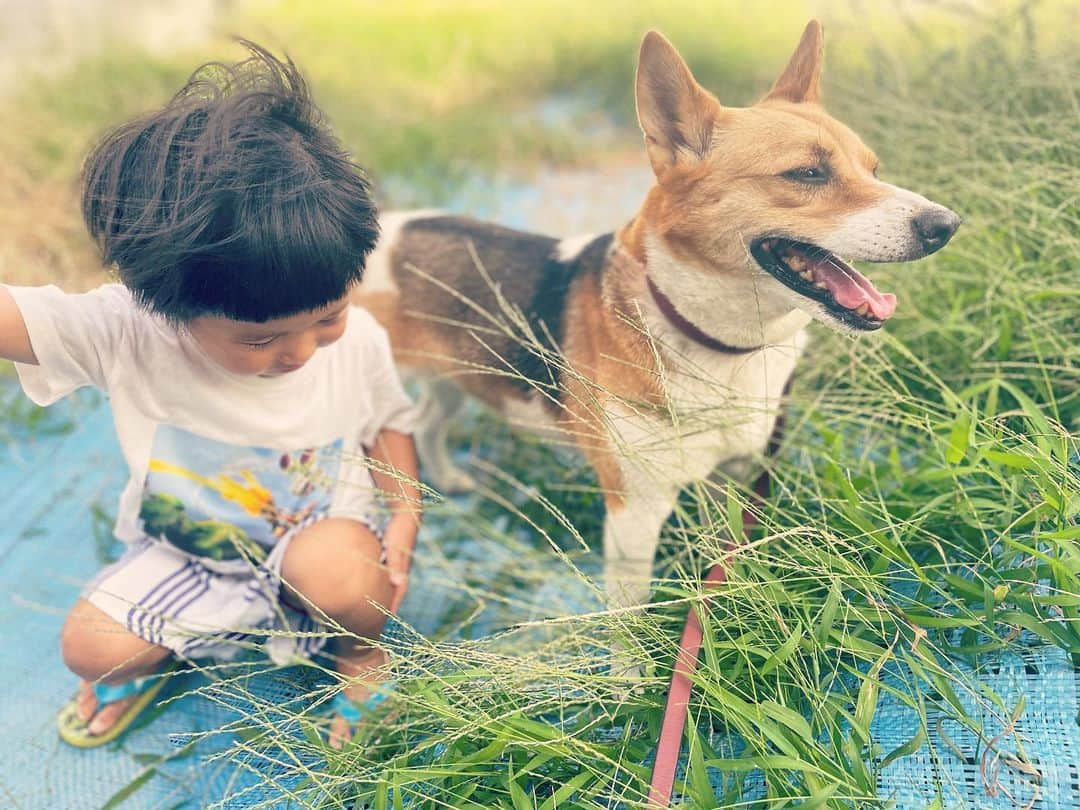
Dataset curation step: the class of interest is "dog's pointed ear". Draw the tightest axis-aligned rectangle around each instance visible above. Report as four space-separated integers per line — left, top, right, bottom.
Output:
636 30 721 179
764 20 824 103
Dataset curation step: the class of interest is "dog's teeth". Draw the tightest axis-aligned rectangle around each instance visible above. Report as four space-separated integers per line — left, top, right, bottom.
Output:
787 255 806 271
854 303 870 316
799 270 813 281
814 281 827 290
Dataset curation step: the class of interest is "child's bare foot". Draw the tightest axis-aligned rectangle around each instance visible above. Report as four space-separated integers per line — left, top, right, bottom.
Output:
75 679 140 736
328 646 389 750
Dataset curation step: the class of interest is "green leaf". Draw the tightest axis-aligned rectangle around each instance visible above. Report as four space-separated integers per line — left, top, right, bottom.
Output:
941 573 985 600
300 717 323 747
539 771 593 810
700 684 800 759
760 700 814 743
843 734 873 790
996 315 1013 360
853 645 891 745
997 610 1079 650
760 624 803 677
816 584 841 645
130 739 198 767
684 728 715 806
996 380 1056 456
945 411 972 464
700 604 721 678
705 755 829 776
508 763 532 810
102 768 156 810
983 449 1040 470
799 781 840 809
521 751 555 774
880 725 928 769
726 484 744 541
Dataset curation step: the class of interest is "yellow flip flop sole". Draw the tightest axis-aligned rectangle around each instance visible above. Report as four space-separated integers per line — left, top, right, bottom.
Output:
56 662 181 748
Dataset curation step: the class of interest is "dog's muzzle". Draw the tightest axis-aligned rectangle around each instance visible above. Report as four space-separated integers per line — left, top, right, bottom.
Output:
750 238 898 331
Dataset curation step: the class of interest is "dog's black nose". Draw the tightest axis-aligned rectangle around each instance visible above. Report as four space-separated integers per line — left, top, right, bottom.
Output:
913 208 961 254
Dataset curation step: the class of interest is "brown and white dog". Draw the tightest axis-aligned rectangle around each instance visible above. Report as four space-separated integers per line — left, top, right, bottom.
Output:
355 21 959 614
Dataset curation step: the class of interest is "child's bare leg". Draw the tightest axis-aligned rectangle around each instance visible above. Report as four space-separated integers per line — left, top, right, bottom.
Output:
60 598 172 735
280 517 394 746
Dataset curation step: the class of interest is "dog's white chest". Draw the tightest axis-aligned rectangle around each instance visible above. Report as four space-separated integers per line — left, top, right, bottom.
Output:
497 331 806 498
606 334 806 494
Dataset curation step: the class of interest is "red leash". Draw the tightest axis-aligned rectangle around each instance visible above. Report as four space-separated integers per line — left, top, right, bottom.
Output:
647 560 729 806
647 395 788 807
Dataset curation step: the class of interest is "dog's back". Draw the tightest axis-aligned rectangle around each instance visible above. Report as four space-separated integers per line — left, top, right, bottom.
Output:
358 212 613 409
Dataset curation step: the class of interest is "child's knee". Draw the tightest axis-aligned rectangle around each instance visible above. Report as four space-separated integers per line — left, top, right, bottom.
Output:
281 518 392 621
60 598 169 682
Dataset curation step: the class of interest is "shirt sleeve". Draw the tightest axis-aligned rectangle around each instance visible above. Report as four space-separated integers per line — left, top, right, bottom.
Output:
358 315 417 447
7 284 135 406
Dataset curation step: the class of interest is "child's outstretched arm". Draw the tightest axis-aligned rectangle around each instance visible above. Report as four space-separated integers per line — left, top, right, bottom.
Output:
0 286 37 364
0 283 134 405
367 427 421 613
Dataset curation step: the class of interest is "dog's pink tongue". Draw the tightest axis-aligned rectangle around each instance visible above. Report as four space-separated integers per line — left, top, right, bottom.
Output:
812 255 897 320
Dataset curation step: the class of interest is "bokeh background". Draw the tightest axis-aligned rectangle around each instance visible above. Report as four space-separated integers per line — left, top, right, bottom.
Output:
3 0 1073 289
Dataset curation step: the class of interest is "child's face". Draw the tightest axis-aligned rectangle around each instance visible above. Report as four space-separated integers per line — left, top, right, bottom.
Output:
187 295 351 378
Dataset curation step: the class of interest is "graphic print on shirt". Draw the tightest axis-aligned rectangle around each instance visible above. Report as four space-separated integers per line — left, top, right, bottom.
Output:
140 425 343 562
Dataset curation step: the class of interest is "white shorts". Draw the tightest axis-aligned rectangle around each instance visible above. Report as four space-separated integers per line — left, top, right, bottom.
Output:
83 515 384 666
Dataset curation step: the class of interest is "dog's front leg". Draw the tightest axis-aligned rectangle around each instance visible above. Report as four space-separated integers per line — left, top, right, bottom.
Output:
603 492 674 608
603 486 678 681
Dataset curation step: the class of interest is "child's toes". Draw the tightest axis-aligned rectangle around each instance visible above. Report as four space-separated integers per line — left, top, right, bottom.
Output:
328 714 351 750
76 681 97 723
87 694 135 736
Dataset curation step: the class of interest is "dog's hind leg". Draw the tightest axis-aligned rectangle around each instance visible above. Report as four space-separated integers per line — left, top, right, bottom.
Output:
413 377 477 494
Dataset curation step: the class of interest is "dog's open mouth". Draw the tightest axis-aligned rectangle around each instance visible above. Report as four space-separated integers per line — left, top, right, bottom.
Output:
750 238 897 330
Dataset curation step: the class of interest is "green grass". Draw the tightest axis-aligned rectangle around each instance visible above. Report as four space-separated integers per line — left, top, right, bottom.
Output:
4 1 1079 808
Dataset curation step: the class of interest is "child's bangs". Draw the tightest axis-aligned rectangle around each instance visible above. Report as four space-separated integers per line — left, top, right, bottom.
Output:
205 183 369 322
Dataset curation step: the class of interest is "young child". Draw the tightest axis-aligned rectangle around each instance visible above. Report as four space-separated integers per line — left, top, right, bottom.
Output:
0 42 420 749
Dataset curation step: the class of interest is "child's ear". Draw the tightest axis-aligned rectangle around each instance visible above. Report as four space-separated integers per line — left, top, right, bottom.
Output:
635 30 723 179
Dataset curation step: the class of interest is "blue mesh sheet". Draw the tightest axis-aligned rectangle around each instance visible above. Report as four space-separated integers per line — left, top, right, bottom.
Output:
1 390 1077 808
873 643 1079 809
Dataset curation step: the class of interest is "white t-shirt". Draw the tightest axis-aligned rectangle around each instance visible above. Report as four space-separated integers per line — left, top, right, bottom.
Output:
9 284 415 561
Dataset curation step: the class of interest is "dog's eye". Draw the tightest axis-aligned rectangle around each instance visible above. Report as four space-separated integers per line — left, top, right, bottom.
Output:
782 166 829 185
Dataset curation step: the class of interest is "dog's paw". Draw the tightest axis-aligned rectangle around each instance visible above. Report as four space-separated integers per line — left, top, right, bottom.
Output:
608 648 646 696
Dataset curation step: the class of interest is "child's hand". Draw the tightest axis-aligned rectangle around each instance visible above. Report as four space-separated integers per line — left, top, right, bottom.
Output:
366 428 421 614
384 514 418 613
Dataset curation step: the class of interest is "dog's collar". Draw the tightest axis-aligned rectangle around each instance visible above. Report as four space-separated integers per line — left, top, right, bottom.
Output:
612 246 765 355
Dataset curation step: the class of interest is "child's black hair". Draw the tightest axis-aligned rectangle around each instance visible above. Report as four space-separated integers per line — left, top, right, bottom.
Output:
81 40 378 323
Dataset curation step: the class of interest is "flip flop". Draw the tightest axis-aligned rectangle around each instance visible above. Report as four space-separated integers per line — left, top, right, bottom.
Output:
56 661 182 748
329 682 392 725
325 680 396 749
